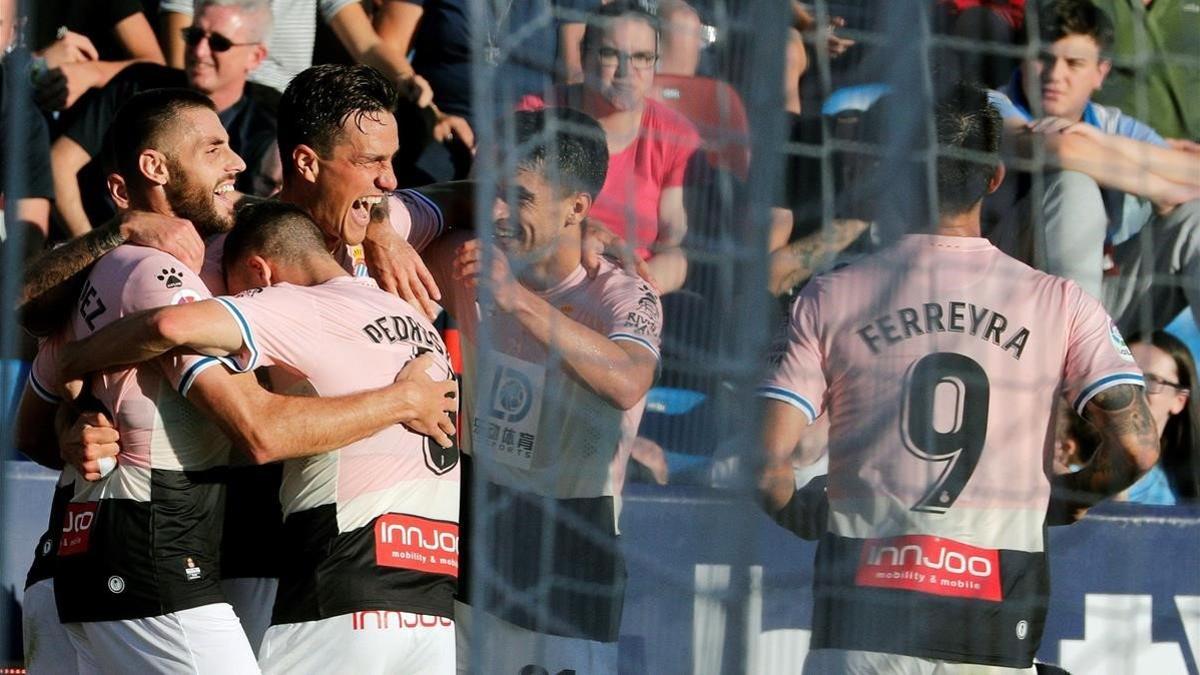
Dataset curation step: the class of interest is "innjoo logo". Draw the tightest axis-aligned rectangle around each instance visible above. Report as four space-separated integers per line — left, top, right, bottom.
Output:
855 534 1003 602
59 502 99 556
375 514 459 578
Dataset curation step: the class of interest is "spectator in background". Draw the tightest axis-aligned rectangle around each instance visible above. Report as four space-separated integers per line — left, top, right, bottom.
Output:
657 0 704 77
932 0 1025 89
522 1 700 294
1 20 54 255
29 0 165 111
988 0 1200 333
1091 0 1199 143
158 0 445 132
51 0 279 238
1123 331 1200 505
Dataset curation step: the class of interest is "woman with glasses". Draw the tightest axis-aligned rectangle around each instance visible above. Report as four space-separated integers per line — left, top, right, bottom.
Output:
520 1 701 294
1122 331 1200 505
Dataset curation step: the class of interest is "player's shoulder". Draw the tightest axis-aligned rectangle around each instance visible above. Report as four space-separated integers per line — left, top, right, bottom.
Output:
591 259 661 302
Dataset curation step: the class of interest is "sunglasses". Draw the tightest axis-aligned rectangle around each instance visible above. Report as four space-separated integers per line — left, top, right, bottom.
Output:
181 27 258 52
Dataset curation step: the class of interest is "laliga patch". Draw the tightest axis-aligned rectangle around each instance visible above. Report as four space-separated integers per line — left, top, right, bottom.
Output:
1110 323 1135 362
375 514 459 577
855 534 1002 602
59 502 99 556
171 289 202 305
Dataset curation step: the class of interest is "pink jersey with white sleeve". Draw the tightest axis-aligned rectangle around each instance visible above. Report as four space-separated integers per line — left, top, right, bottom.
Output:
760 234 1143 667
214 276 458 622
52 245 233 624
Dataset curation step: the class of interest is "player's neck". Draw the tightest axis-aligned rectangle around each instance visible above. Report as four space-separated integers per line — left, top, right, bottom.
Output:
277 255 347 287
518 247 579 292
933 204 984 238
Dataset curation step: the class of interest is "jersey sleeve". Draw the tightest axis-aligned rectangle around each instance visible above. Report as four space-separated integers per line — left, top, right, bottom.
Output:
158 0 192 15
121 251 228 396
391 189 446 252
605 277 662 362
1061 283 1144 414
757 284 827 423
319 0 361 21
211 285 323 376
29 335 66 404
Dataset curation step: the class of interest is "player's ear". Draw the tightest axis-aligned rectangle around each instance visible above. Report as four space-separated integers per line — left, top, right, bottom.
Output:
293 145 320 184
986 163 1006 195
566 191 593 228
107 173 130 210
248 255 273 287
139 149 170 187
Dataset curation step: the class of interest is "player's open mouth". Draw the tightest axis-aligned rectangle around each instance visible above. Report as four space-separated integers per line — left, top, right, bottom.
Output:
351 195 385 227
214 182 237 208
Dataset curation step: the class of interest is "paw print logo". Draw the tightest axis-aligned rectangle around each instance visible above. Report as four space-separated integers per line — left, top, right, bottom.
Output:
157 267 183 289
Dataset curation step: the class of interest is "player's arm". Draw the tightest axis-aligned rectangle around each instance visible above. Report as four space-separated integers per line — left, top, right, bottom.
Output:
58 300 245 380
14 383 65 470
459 240 657 409
759 398 813 513
185 357 457 463
768 218 868 296
159 10 190 68
18 210 204 335
1051 384 1160 520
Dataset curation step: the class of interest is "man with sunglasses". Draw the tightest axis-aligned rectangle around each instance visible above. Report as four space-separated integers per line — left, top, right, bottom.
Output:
50 0 278 238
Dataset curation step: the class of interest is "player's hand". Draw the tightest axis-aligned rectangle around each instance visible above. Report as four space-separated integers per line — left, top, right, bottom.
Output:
452 239 523 311
119 210 205 274
822 16 855 58
60 411 120 481
394 354 458 447
581 219 660 292
37 30 99 69
362 215 443 321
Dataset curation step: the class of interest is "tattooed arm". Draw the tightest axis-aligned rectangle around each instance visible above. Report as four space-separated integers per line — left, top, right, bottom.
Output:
768 218 869 296
19 212 203 336
1050 384 1160 523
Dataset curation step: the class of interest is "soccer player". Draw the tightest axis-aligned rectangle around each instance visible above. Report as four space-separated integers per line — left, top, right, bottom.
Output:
57 201 461 673
22 88 456 673
424 107 662 674
757 84 1161 673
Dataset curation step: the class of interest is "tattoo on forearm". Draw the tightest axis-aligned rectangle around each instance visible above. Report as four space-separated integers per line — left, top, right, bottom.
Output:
776 219 869 293
21 221 124 306
1058 384 1159 503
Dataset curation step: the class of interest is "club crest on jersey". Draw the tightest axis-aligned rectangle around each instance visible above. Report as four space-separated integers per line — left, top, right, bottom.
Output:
1109 323 1135 362
171 289 202 305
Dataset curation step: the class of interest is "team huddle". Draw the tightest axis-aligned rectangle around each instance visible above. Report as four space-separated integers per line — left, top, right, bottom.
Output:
11 58 1161 675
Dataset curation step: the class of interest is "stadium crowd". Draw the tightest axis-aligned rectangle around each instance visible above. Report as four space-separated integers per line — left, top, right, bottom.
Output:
0 0 1197 673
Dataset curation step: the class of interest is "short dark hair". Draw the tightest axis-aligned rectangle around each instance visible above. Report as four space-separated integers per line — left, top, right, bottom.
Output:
222 199 328 273
581 0 660 56
509 108 609 198
111 88 216 181
277 64 398 177
933 83 1002 215
1038 0 1114 52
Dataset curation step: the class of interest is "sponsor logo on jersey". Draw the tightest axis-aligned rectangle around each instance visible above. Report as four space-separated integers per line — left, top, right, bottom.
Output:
1109 323 1135 362
59 502 98 556
349 610 454 631
855 534 1002 602
375 514 459 577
